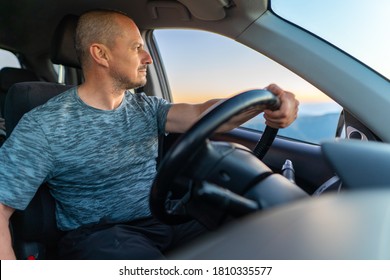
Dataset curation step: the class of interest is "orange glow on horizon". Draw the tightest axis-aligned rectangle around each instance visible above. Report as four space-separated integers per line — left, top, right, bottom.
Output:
172 90 334 104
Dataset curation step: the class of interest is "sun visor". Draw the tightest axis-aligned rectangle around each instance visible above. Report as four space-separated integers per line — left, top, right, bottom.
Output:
177 0 233 21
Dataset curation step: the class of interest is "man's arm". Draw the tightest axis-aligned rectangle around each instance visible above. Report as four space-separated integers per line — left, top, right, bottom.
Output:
165 84 299 133
165 98 221 133
0 203 16 259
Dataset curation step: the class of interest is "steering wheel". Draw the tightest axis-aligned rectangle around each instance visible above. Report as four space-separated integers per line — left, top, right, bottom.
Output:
150 89 280 224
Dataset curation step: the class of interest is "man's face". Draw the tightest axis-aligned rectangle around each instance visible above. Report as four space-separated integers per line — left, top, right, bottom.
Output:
108 16 152 90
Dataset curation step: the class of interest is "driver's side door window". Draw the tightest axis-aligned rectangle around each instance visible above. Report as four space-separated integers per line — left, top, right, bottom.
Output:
153 29 342 144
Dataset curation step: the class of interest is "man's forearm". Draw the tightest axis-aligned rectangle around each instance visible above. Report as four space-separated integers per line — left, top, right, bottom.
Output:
0 204 16 260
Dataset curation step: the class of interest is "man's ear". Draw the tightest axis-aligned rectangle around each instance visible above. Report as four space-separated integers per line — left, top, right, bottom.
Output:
89 43 110 67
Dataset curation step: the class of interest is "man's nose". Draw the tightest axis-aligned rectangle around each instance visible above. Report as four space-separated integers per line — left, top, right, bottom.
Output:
142 50 153 65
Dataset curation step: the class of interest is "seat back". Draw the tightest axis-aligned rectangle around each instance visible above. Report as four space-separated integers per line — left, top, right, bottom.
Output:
4 81 72 135
0 67 39 146
0 67 39 118
6 14 80 260
6 82 73 259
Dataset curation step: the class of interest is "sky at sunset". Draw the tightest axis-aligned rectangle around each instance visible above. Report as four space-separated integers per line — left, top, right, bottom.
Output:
155 29 332 105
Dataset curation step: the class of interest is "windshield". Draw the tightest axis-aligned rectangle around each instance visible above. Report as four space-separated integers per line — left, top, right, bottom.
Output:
271 0 390 80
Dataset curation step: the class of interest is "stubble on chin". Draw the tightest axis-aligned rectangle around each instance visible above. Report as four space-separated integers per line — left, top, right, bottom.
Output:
111 72 147 92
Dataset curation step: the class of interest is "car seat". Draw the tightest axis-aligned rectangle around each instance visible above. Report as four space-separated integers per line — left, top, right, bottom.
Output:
0 67 39 119
0 67 40 146
6 82 73 259
6 14 79 260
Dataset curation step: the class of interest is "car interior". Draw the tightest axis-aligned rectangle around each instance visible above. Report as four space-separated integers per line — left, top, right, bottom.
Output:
1 0 390 260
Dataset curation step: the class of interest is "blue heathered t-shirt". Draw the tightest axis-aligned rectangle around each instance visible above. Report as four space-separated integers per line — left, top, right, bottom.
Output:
0 87 172 230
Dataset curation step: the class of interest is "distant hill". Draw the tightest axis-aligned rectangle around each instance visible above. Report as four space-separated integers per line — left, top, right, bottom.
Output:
243 112 340 144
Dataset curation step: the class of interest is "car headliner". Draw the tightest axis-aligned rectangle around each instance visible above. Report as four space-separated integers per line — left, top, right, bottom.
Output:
0 0 266 57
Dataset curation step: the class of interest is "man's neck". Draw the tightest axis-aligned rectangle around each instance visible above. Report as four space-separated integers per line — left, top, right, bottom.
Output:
77 83 126 111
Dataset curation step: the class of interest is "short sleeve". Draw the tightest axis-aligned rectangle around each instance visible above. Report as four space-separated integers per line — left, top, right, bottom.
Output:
156 99 172 134
137 93 172 135
0 113 55 210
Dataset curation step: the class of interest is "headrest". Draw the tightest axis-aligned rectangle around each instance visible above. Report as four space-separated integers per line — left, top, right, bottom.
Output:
0 67 39 92
50 15 80 68
4 81 73 135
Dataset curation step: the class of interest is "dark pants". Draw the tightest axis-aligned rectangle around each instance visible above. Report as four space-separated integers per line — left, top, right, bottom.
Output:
58 217 208 260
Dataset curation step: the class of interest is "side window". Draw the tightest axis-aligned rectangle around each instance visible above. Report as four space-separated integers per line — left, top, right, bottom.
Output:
0 49 20 141
0 49 20 68
153 29 342 144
